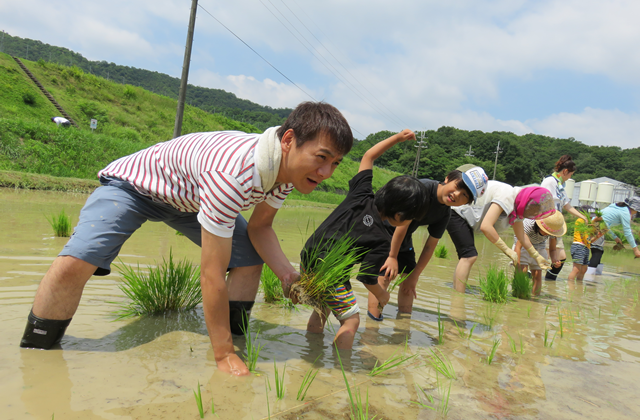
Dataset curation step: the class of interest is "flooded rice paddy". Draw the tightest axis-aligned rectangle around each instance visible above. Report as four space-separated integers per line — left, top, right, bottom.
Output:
2 187 640 419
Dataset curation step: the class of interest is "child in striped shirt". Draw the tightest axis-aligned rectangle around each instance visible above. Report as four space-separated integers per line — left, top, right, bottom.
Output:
301 129 429 349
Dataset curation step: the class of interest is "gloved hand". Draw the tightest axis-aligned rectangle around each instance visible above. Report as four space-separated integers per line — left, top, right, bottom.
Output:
526 246 551 270
494 238 519 266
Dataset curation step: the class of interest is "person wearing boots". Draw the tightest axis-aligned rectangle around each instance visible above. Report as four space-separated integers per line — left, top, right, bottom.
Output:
20 101 353 377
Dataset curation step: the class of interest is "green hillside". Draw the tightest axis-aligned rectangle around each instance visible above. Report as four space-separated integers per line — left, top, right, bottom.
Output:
0 52 398 201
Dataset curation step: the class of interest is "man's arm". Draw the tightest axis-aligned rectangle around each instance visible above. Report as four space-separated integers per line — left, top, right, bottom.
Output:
200 228 250 376
358 129 415 173
247 201 300 296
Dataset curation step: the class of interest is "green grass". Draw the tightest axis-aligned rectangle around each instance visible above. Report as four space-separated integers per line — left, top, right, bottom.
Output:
410 384 435 410
511 269 532 300
46 209 72 237
295 232 369 312
543 325 557 348
296 363 320 401
558 309 564 338
486 337 500 365
368 343 417 377
274 360 286 400
434 243 449 259
428 347 456 379
115 250 202 318
437 300 445 344
505 332 525 355
479 265 509 304
260 265 295 309
335 344 375 420
193 381 204 419
482 304 500 329
240 317 264 373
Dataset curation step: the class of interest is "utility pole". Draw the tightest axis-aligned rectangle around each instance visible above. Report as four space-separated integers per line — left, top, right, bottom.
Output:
173 0 198 139
464 145 474 157
411 131 428 178
492 140 503 180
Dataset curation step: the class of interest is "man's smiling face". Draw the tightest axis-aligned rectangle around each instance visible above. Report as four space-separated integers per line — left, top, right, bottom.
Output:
277 130 343 194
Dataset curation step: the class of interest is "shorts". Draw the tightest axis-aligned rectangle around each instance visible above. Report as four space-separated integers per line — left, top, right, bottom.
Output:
570 243 589 265
325 284 360 321
447 211 477 259
393 247 418 276
518 243 549 271
60 177 263 275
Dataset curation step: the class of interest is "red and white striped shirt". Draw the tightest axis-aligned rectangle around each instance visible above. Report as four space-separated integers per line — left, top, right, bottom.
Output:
98 131 293 238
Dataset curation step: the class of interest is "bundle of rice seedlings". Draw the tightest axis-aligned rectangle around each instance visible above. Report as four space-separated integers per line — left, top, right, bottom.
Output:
115 250 202 318
575 210 608 242
434 244 449 259
46 209 72 237
511 269 532 299
293 233 368 315
479 265 508 304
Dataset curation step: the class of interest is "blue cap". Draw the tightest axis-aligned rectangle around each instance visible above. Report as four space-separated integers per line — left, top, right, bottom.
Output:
461 167 489 204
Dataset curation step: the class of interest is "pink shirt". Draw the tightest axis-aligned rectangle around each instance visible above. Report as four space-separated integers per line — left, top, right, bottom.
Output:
99 131 293 238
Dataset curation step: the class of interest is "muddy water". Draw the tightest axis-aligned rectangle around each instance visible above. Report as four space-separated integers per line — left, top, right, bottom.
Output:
2 187 640 419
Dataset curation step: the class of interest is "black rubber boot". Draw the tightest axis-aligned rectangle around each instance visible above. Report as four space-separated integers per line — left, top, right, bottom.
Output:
229 301 254 336
545 259 566 281
20 310 71 349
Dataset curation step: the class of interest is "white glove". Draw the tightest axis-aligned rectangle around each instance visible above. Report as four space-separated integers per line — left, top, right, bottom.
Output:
526 246 551 270
494 238 519 266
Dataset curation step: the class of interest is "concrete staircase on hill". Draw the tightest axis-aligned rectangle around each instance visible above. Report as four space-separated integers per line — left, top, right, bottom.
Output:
12 56 79 128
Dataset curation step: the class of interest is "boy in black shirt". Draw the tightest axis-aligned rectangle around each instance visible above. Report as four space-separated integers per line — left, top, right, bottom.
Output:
301 129 428 349
367 165 488 320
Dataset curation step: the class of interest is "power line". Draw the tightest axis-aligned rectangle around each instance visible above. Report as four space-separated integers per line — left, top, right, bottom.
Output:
197 3 315 102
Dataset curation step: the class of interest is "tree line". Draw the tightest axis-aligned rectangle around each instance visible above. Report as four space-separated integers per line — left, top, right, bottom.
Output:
349 127 640 188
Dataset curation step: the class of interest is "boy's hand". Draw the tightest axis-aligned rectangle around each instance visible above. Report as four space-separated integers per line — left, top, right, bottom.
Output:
381 257 399 280
216 353 250 376
395 129 416 143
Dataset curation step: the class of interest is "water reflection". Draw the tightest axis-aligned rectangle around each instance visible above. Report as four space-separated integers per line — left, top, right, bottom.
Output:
2 188 640 419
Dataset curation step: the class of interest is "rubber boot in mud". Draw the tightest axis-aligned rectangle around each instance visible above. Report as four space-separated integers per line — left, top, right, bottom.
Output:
20 309 71 349
229 301 254 336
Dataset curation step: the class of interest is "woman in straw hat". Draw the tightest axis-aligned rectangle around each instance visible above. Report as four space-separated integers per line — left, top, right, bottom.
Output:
514 210 567 296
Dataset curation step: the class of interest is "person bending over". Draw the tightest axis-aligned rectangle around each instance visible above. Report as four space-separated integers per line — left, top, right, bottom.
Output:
300 130 428 349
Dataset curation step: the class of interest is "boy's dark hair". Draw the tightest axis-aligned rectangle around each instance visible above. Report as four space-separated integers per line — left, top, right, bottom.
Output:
444 169 474 205
277 101 353 156
375 176 429 222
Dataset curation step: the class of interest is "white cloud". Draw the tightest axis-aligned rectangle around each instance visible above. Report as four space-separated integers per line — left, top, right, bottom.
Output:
529 108 640 149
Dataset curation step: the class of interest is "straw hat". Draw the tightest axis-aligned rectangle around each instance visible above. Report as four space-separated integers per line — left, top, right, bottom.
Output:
535 210 567 237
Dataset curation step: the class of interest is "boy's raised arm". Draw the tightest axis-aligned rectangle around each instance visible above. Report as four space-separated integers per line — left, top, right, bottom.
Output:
359 129 416 173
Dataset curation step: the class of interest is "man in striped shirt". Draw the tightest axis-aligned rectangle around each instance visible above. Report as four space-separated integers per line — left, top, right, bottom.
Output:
20 101 353 376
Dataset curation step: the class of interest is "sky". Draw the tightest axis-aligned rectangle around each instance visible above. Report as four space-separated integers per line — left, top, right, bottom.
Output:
2 0 640 148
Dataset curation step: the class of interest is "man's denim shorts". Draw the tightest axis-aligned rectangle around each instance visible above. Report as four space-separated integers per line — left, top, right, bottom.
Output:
59 177 263 275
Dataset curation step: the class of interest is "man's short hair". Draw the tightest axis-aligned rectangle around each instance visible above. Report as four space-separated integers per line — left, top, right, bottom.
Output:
277 101 353 156
374 176 428 222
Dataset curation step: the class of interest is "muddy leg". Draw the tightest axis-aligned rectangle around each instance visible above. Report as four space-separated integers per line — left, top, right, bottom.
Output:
334 314 360 350
453 256 477 293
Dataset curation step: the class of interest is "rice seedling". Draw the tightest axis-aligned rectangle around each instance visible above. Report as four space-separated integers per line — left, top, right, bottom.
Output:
335 344 374 420
193 381 204 419
274 360 286 400
387 270 412 294
486 337 500 365
296 363 320 401
543 325 557 348
438 380 452 417
612 302 621 317
428 347 456 379
479 265 509 304
453 320 465 339
598 305 602 319
557 309 564 338
115 250 201 318
544 304 550 316
468 323 477 339
265 377 271 419
505 332 525 355
294 233 369 316
241 317 264 373
211 397 217 417
604 280 615 293
511 269 532 300
527 304 531 318
434 243 449 259
437 299 445 343
260 265 295 309
410 383 435 410
368 347 417 376
482 304 500 329
46 209 72 237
